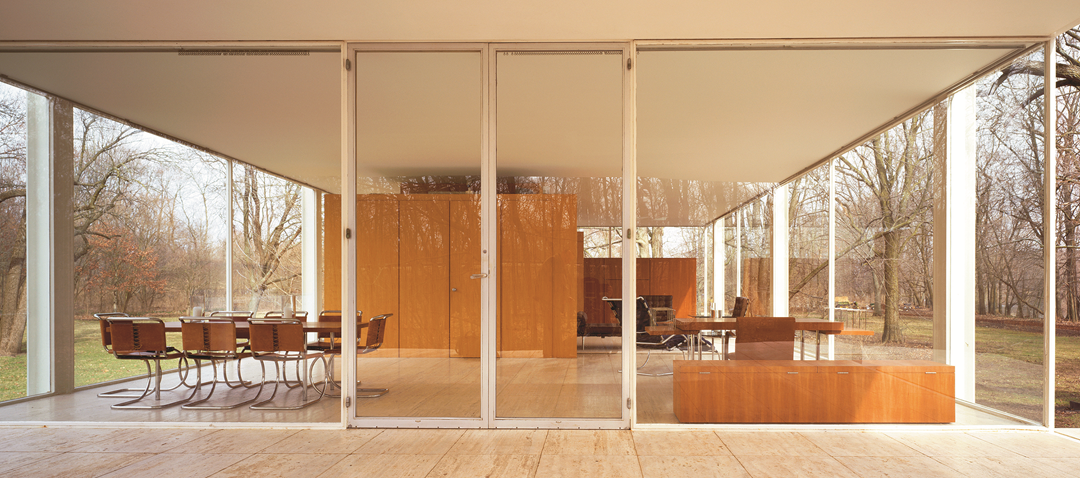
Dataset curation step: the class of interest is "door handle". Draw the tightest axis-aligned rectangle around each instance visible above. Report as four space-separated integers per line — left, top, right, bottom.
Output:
470 273 488 279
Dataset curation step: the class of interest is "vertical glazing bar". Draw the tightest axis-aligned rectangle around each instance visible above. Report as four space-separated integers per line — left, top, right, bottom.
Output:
1044 38 1057 429
624 42 637 428
341 41 357 427
772 185 789 317
225 160 233 310
482 43 496 428
828 158 836 359
714 221 724 316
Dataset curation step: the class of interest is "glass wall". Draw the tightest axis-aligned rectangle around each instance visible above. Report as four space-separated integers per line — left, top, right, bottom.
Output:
834 112 936 361
788 164 830 320
1057 25 1080 428
739 196 773 317
0 82 29 402
976 49 1046 423
494 48 624 420
351 50 484 420
231 164 303 314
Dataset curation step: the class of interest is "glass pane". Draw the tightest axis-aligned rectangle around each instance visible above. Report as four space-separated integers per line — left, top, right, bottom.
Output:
231 165 303 315
835 112 936 361
352 51 483 419
976 49 1045 423
496 49 623 419
788 165 830 320
724 216 737 310
740 197 773 317
1057 25 1080 428
0 82 28 402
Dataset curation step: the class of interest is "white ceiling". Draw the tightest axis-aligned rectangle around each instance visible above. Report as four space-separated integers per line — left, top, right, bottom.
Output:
1 1 1078 225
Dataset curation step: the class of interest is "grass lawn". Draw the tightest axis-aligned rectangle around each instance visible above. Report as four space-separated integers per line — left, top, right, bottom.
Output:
0 317 184 403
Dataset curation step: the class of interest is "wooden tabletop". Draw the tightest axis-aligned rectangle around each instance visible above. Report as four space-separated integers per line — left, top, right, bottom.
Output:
163 320 364 335
674 317 845 333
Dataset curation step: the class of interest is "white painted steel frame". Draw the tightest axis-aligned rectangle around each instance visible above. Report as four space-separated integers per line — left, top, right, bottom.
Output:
1044 38 1057 429
488 42 631 430
225 160 233 310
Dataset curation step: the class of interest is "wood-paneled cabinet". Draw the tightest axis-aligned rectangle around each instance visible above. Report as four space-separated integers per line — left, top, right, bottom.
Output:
324 193 578 358
673 360 955 424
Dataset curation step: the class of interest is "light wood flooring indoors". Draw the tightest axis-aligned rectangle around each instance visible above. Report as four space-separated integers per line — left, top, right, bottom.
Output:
0 336 1032 426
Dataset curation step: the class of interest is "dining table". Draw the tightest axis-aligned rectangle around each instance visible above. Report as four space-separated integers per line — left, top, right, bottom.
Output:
162 318 365 341
646 317 871 360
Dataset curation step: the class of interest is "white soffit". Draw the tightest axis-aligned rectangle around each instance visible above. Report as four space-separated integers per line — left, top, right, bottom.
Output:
636 47 1021 184
0 51 342 190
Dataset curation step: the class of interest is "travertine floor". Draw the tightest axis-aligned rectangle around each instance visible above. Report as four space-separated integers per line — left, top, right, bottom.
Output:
1 427 1079 477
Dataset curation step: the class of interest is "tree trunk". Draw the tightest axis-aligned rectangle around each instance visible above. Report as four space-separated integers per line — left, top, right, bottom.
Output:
0 254 28 357
881 229 904 343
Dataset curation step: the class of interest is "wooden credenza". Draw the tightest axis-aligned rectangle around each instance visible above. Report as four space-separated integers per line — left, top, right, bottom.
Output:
673 360 954 423
324 193 579 358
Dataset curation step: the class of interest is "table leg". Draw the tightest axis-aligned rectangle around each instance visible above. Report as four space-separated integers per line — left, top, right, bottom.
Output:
816 332 822 360
799 331 806 360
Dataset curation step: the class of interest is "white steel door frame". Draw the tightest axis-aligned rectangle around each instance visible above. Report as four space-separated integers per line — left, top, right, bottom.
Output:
343 41 632 429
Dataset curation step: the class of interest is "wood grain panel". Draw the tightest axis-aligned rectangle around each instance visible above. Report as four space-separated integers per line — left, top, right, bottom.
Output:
323 195 342 310
399 198 450 356
356 196 401 356
449 197 481 358
650 258 698 317
674 360 955 424
551 194 578 358
498 195 552 358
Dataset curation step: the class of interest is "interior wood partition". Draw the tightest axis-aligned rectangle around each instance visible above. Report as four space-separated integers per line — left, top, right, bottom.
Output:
582 257 697 325
323 193 579 358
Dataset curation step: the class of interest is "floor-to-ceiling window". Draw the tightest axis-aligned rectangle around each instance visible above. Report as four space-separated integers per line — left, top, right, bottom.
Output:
493 45 625 422
0 81 30 402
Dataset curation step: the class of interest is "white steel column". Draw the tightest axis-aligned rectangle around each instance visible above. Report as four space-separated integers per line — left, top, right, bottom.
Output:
301 188 322 316
26 94 74 395
703 224 710 315
933 86 977 402
1044 38 1057 429
772 185 789 316
225 160 233 310
735 211 742 296
828 159 836 359
714 221 724 316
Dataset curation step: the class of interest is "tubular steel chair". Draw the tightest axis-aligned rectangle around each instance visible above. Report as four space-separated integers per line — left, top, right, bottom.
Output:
179 318 259 409
356 313 392 398
307 310 364 397
605 297 682 377
249 318 327 410
732 316 796 360
101 317 190 409
95 311 179 399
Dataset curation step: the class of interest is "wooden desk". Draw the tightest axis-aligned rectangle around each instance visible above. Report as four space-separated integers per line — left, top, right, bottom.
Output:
673 317 862 360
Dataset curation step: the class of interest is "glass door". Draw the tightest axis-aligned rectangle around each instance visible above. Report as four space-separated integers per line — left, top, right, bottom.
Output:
492 44 627 425
348 46 486 425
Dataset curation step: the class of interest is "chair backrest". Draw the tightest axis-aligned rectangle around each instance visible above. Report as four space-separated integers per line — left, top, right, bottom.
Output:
94 312 129 352
362 314 393 351
734 316 796 360
731 296 750 318
263 310 309 319
104 317 168 355
180 318 238 353
316 310 361 339
210 310 254 322
634 297 651 332
248 319 306 354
